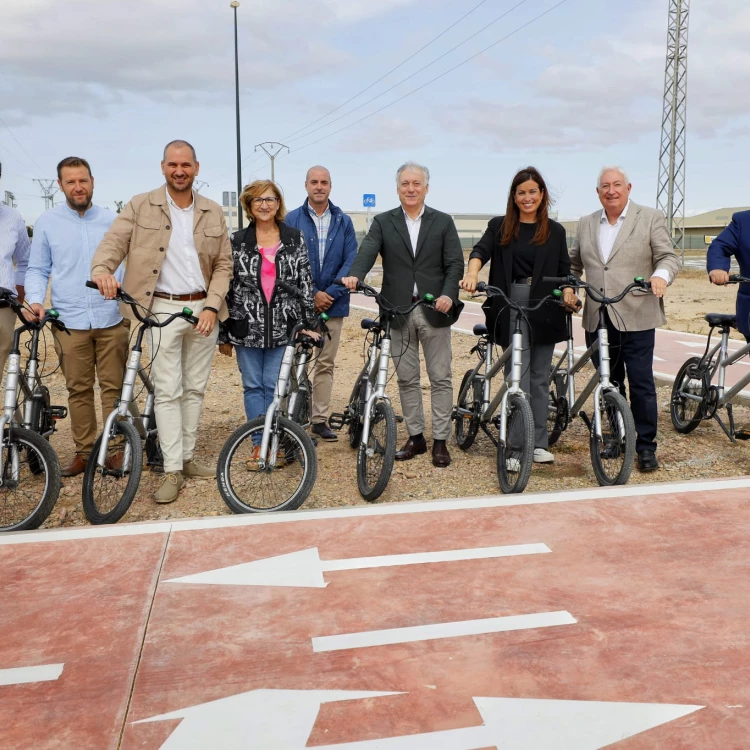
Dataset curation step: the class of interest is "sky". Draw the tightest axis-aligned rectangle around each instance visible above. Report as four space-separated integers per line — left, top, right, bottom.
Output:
2 0 749 225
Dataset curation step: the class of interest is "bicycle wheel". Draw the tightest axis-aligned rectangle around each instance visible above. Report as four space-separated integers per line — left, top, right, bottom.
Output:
670 356 707 434
547 367 568 447
590 390 635 486
28 385 53 437
217 415 316 513
356 399 396 502
82 420 143 525
0 427 61 532
455 369 481 451
496 393 534 494
291 386 311 428
347 376 367 449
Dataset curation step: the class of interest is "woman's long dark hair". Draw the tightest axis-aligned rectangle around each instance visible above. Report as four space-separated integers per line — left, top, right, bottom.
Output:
499 166 551 247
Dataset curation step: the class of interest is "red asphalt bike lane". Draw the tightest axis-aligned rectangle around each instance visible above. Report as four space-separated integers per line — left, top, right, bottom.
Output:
1 478 750 748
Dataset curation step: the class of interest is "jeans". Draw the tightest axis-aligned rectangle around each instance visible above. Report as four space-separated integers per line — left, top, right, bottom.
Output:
235 345 285 427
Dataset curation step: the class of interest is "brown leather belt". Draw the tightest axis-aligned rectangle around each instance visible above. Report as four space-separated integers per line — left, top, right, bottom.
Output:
153 291 207 302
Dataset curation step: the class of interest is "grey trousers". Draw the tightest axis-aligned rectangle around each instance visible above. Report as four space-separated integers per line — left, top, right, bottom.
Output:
506 282 555 450
390 305 453 441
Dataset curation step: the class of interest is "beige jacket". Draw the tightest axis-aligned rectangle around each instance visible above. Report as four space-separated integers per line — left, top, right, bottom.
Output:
570 201 680 332
91 186 233 320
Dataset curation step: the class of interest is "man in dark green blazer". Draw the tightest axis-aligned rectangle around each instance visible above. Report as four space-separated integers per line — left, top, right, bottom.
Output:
342 161 464 467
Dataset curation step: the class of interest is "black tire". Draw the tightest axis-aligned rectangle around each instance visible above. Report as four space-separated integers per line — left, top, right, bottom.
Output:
547 366 568 447
670 356 707 434
290 386 311 428
455 369 481 451
28 385 53 438
82 420 143 525
357 399 396 502
590 390 636 486
217 415 316 513
497 393 534 494
0 427 61 532
347 376 368 449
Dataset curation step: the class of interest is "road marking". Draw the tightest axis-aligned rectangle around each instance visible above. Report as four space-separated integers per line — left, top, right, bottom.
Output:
0 663 64 686
5 478 750 544
164 543 551 588
135 688 704 749
312 610 576 653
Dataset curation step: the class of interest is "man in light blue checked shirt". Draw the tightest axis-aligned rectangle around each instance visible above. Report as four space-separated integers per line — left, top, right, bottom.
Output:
0 161 30 376
25 157 128 477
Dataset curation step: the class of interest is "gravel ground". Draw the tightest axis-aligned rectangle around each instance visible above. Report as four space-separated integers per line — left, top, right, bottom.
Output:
33 267 750 528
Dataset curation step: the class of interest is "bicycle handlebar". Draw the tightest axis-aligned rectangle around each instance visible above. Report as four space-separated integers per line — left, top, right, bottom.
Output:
542 275 652 305
475 281 562 313
334 278 441 317
0 286 71 334
727 274 750 284
85 280 199 326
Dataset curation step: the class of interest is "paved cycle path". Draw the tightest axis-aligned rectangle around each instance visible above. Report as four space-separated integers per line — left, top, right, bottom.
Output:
352 294 750 397
1 477 750 748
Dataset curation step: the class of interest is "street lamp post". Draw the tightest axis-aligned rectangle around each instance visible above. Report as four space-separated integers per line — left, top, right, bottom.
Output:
231 1 243 230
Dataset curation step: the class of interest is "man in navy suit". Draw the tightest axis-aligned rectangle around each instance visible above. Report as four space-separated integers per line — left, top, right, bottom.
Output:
285 166 358 441
707 209 750 341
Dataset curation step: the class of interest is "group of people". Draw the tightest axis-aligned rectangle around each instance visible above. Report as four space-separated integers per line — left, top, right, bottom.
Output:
2 141 749 506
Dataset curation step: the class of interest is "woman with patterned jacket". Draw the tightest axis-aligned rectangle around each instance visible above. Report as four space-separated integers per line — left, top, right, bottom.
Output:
218 180 315 464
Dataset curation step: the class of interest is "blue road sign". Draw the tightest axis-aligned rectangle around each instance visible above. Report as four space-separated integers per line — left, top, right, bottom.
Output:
363 194 376 208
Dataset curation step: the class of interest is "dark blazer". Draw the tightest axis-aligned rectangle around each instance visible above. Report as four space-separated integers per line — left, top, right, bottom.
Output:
348 205 464 328
707 210 750 338
470 216 570 347
284 199 358 318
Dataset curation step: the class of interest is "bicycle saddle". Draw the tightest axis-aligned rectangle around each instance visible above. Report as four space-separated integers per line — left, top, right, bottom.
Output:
704 313 737 328
473 323 488 336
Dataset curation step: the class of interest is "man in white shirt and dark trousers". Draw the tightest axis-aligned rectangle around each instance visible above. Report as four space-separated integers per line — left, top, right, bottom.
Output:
570 166 680 472
0 161 30 375
92 140 233 504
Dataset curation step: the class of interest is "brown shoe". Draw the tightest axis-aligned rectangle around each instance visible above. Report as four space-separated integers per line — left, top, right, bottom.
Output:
395 435 427 461
61 454 88 477
432 440 451 468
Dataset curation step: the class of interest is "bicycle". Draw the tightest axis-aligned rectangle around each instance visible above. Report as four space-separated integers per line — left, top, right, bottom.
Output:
0 286 66 532
80 281 199 524
543 275 650 486
451 282 562 493
216 281 326 514
328 280 438 502
670 274 750 441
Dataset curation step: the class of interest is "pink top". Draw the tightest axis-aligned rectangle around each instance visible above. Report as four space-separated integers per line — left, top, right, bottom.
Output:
259 242 280 303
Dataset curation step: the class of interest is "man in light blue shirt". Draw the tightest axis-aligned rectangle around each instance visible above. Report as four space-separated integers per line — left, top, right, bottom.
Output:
0 161 30 375
26 157 128 477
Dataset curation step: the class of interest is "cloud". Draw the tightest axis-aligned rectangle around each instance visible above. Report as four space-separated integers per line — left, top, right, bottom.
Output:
335 117 432 152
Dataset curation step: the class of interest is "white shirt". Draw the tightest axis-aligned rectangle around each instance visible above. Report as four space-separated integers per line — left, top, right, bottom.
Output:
403 205 424 295
156 191 206 294
599 200 670 283
0 203 30 290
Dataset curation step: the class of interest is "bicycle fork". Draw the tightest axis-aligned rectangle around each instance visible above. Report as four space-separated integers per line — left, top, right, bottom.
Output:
0 352 24 483
259 343 296 468
592 325 625 442
361 338 391 451
498 327 524 445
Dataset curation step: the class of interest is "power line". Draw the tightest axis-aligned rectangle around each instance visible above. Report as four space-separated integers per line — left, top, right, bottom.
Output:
0 114 47 175
280 0 492 143
285 0 570 158
281 0 529 149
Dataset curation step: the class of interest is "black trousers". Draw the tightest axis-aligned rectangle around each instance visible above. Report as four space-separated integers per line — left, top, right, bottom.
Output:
585 313 657 454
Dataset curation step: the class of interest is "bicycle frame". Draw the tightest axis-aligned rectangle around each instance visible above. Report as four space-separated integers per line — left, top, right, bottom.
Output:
360 324 392 450
703 334 750 406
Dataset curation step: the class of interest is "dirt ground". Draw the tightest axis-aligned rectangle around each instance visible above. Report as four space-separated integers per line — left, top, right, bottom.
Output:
31 268 750 528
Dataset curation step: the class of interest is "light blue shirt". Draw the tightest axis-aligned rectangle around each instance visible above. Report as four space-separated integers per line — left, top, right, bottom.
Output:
0 203 30 291
26 203 123 330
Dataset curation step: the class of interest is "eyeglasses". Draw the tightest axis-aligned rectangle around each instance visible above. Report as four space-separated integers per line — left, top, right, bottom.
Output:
252 197 279 205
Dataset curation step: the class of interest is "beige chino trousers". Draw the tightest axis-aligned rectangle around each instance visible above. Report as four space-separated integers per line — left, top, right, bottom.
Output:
0 306 16 376
311 315 343 425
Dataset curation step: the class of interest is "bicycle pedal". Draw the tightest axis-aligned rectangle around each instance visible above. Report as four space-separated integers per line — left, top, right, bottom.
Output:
328 413 345 430
734 429 750 441
395 415 404 423
50 405 68 420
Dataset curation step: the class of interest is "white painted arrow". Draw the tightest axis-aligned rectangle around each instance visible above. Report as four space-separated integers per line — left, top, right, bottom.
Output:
164 544 551 588
135 688 704 749
0 663 64 686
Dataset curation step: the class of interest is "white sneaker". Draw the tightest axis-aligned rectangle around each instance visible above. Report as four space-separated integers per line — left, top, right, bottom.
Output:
533 448 555 464
505 458 521 472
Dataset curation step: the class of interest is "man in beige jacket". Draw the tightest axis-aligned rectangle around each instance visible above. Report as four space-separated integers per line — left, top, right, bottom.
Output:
91 140 232 503
570 166 680 473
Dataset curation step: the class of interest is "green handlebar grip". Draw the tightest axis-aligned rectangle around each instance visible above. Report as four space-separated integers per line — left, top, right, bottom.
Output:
423 293 435 302
552 289 562 297
48 309 60 319
183 307 193 317
634 276 644 282
320 312 330 322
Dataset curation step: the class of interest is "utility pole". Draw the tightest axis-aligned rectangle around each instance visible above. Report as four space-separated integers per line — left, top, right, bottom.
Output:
656 0 690 264
195 181 209 193
33 179 58 210
3 191 16 208
230 1 243 230
254 142 289 183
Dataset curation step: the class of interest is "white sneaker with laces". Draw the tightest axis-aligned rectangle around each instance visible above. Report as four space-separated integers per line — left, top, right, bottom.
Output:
533 448 554 463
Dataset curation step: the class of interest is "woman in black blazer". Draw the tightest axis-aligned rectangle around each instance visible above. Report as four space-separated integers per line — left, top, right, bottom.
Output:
460 166 571 463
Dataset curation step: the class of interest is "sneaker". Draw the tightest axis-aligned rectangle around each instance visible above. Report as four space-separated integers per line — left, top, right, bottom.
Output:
533 448 555 464
506 458 521 472
182 459 216 478
153 472 184 504
311 422 338 442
